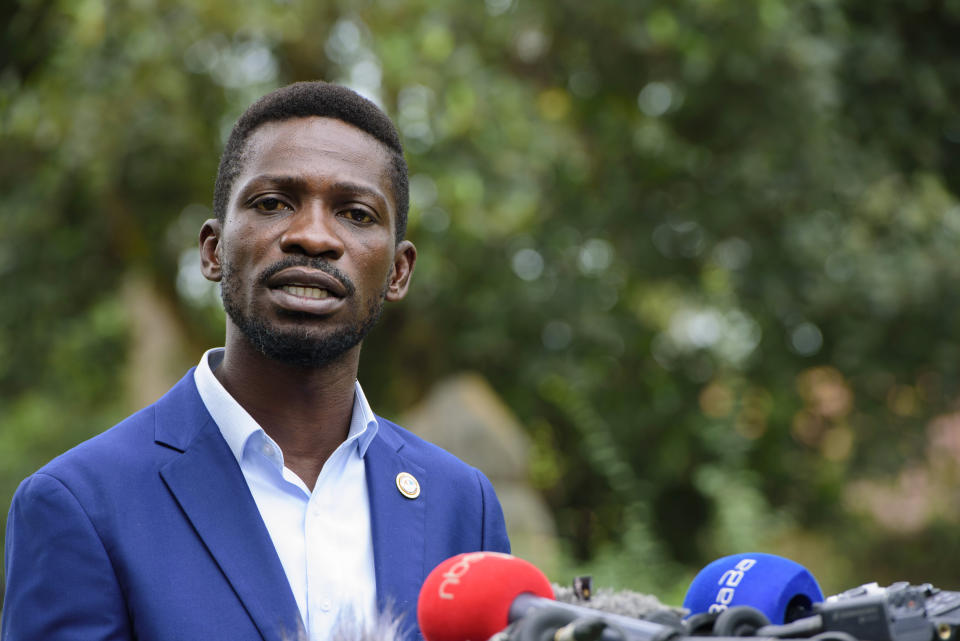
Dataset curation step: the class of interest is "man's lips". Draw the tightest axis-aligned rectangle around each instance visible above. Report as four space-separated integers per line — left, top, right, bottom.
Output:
264 267 350 299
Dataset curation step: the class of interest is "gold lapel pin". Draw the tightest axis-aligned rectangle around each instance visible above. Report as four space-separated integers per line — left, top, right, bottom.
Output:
396 472 421 499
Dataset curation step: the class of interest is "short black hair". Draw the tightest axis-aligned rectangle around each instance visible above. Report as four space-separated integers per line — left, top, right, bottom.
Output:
213 81 409 242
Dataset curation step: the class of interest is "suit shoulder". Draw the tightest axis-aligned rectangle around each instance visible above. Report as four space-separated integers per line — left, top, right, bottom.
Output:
37 403 158 480
376 416 482 476
36 370 201 482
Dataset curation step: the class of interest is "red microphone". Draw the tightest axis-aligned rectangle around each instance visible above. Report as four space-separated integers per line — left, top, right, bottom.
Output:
417 552 555 641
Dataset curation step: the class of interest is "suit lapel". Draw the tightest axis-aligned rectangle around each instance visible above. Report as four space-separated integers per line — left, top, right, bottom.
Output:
155 374 304 641
366 423 426 627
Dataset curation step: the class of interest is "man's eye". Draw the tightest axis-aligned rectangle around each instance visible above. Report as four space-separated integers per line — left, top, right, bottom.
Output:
253 197 289 212
343 208 374 223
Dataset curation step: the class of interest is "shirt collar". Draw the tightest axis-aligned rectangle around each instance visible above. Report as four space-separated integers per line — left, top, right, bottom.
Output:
193 348 379 464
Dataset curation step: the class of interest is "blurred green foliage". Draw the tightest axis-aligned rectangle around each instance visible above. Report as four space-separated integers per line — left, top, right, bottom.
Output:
3 0 960 603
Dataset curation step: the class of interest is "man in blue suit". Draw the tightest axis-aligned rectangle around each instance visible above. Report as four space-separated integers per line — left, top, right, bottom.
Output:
2 82 510 641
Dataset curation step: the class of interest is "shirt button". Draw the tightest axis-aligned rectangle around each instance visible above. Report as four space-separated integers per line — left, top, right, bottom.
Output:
320 599 332 612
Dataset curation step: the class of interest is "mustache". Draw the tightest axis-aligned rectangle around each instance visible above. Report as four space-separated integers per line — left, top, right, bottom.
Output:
257 256 356 297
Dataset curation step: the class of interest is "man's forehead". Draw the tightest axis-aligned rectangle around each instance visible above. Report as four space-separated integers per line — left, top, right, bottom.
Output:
236 116 395 201
244 116 392 163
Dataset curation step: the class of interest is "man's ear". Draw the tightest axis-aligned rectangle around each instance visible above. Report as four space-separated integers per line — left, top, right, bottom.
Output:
199 218 223 283
385 240 417 302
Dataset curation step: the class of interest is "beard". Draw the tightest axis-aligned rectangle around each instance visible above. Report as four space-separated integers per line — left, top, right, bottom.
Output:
220 256 386 369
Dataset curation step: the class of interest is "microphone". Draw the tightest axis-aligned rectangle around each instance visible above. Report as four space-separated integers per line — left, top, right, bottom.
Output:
417 552 554 641
682 553 824 626
417 552 680 641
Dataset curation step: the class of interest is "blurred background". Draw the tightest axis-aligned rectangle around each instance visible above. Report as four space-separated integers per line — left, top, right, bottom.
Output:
3 0 960 607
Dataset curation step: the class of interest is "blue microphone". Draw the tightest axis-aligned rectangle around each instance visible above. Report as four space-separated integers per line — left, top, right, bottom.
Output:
683 553 824 625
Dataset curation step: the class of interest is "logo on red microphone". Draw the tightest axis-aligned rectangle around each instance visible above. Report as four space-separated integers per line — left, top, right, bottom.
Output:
437 552 513 600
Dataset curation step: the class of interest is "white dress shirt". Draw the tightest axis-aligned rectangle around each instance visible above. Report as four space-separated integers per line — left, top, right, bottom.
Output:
194 348 378 641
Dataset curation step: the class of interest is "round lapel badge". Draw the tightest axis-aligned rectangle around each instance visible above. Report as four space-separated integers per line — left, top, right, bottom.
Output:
396 472 421 499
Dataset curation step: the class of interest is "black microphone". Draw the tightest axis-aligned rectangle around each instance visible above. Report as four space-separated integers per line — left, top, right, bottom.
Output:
507 592 683 641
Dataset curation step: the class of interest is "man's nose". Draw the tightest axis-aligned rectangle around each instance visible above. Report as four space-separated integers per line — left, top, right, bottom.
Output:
278 203 345 258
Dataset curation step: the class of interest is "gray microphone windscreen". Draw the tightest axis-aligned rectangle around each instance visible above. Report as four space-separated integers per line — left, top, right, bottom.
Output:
552 584 686 622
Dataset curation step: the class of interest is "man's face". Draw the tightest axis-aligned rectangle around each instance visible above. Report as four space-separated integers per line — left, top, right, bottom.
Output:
199 116 416 368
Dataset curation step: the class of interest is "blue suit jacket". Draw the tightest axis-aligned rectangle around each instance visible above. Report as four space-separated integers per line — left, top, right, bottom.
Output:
2 370 510 640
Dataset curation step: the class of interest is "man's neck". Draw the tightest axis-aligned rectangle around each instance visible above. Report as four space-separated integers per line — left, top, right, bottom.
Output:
213 334 361 490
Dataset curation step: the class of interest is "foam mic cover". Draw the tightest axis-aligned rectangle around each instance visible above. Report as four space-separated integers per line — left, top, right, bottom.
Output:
418 552 555 641
683 553 824 624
